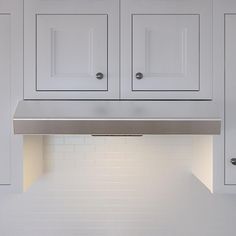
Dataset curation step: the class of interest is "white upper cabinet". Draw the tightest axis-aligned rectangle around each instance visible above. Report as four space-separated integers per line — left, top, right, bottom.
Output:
24 0 119 99
24 0 213 100
121 0 213 100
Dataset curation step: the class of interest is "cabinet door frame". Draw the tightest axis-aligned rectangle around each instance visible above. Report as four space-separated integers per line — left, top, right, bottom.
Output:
121 0 213 100
24 0 119 99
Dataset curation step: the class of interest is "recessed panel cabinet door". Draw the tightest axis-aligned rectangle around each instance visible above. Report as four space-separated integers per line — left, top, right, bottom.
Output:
225 14 236 185
37 14 108 91
0 14 11 184
24 0 119 99
121 0 213 100
132 14 199 91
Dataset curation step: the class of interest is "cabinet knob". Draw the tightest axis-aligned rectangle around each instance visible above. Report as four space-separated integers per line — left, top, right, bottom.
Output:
96 72 104 80
230 158 236 165
136 72 143 80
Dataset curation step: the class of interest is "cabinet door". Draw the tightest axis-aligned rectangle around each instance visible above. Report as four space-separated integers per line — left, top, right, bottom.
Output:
225 13 236 184
121 0 213 100
0 13 11 184
132 14 199 91
37 14 108 91
24 0 119 99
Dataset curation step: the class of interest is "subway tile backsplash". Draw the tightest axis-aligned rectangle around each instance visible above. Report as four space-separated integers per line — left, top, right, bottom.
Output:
43 135 194 173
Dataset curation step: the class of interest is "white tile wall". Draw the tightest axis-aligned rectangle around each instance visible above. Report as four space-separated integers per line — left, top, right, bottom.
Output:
43 135 194 173
1 135 236 236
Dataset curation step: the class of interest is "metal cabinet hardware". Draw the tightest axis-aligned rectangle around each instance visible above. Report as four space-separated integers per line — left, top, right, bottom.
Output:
135 72 143 80
96 72 104 80
230 158 236 165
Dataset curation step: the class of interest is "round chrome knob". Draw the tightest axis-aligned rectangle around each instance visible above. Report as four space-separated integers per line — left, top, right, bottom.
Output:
231 158 236 165
136 72 143 80
96 72 104 80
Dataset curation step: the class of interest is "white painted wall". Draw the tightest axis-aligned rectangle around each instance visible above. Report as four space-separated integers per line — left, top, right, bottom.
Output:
0 135 236 236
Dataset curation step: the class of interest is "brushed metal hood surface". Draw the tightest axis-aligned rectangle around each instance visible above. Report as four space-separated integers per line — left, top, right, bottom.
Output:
13 101 221 135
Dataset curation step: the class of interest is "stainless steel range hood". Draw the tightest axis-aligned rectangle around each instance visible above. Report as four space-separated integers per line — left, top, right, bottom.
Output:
13 100 221 135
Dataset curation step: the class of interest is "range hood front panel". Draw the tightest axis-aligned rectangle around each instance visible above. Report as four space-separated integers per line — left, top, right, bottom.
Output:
13 101 221 135
13 119 221 135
